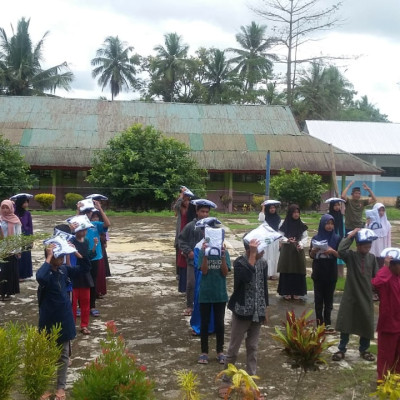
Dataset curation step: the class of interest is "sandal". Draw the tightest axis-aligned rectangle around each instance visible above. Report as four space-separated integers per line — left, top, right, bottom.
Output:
55 389 66 400
183 308 192 316
80 327 91 335
216 353 226 364
40 392 53 400
90 309 100 317
283 295 291 300
198 354 209 364
332 351 345 361
218 386 230 399
360 351 375 361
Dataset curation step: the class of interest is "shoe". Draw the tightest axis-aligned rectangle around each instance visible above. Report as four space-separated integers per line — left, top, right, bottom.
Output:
80 327 91 335
216 353 226 364
198 354 209 364
90 309 100 317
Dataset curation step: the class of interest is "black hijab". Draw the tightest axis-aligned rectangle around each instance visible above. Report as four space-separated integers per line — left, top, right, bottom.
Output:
264 204 281 231
279 204 308 241
328 201 344 239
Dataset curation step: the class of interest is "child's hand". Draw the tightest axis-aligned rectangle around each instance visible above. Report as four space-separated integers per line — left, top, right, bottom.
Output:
93 237 99 245
93 200 102 210
249 239 260 255
348 228 360 238
45 243 56 258
76 201 82 210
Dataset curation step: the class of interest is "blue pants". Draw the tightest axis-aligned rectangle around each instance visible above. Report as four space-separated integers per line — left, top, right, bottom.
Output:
338 332 370 353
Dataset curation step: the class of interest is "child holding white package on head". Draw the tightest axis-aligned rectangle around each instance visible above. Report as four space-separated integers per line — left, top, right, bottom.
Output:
196 219 231 365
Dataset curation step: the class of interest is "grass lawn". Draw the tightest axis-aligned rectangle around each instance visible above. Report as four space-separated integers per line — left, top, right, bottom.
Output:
306 276 346 291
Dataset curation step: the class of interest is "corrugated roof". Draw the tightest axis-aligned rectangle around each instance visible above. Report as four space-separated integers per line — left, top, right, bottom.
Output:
0 96 381 175
305 120 400 155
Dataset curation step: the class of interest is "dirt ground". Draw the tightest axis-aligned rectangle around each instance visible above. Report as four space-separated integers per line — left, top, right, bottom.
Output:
2 214 397 399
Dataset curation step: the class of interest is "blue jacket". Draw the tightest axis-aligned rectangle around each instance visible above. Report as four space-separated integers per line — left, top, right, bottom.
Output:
36 262 79 343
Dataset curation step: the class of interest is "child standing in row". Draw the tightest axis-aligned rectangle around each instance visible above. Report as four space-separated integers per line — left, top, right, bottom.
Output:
197 236 231 364
332 228 378 361
277 204 308 300
309 214 340 331
372 248 400 381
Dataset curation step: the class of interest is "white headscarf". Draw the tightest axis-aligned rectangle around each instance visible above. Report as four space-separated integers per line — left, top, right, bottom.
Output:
372 203 391 238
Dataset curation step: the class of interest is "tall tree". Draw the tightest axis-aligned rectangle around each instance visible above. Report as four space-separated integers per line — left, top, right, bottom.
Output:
294 62 354 121
0 18 73 96
148 33 189 102
202 49 239 104
87 124 206 210
228 21 278 95
251 0 342 106
340 95 389 122
91 36 140 101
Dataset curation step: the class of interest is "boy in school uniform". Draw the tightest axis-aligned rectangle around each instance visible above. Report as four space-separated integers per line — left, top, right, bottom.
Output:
332 228 378 361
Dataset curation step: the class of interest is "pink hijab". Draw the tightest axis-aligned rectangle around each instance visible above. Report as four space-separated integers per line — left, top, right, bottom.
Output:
0 199 21 235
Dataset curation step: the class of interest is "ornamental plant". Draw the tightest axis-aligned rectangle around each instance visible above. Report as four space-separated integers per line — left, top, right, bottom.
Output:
371 371 400 399
175 369 201 400
0 322 21 400
64 192 84 210
34 193 55 210
21 325 62 400
216 363 260 400
271 310 336 372
71 320 155 399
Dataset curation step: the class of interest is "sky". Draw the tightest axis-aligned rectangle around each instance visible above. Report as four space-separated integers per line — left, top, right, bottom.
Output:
2 0 400 122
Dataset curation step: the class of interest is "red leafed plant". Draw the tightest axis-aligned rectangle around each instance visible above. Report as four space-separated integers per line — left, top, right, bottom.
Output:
71 321 155 399
271 310 336 372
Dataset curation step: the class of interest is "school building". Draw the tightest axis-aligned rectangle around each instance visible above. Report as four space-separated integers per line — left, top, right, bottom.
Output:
304 120 400 205
0 96 382 210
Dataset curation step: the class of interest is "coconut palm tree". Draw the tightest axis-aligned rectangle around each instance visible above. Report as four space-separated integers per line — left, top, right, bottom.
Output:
91 36 140 101
203 49 237 104
0 18 73 96
228 21 278 94
149 32 189 102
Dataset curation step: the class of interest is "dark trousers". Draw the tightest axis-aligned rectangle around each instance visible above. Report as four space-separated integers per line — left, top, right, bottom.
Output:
90 259 99 309
200 302 226 354
338 332 370 353
313 279 336 326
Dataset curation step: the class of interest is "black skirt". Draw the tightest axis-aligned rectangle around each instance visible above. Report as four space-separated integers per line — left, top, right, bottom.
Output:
277 273 307 296
0 255 20 296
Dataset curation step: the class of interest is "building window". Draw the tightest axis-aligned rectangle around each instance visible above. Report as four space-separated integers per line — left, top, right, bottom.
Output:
208 173 224 182
62 170 77 179
382 167 400 177
39 170 52 178
233 173 264 183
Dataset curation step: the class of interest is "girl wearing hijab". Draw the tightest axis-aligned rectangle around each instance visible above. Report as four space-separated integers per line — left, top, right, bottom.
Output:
369 203 391 267
0 199 22 301
14 195 33 280
309 214 340 330
277 204 308 300
258 200 281 279
328 199 345 272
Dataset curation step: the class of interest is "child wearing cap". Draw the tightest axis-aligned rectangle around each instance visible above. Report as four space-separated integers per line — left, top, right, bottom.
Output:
178 199 216 316
332 228 378 361
36 239 84 400
341 181 376 234
372 248 400 380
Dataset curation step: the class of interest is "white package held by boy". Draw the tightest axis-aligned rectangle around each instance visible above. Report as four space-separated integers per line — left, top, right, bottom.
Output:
54 228 75 242
79 198 96 212
204 226 225 257
66 215 94 232
380 247 400 261
43 236 76 258
244 224 282 253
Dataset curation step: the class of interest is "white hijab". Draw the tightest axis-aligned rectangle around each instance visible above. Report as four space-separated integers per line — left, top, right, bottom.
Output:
372 203 391 238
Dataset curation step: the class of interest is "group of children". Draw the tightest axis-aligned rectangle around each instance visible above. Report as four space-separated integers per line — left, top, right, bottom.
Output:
0 193 111 399
174 182 398 393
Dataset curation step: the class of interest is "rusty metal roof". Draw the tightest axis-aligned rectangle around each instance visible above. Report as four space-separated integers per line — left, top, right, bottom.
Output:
0 96 382 175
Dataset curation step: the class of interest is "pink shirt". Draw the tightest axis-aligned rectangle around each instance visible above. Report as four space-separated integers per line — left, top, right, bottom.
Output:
372 266 400 333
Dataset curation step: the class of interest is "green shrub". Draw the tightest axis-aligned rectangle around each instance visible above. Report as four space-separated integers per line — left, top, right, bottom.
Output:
0 323 21 400
72 321 155 399
371 371 400 399
21 325 62 400
252 195 265 209
64 192 84 210
34 193 55 210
